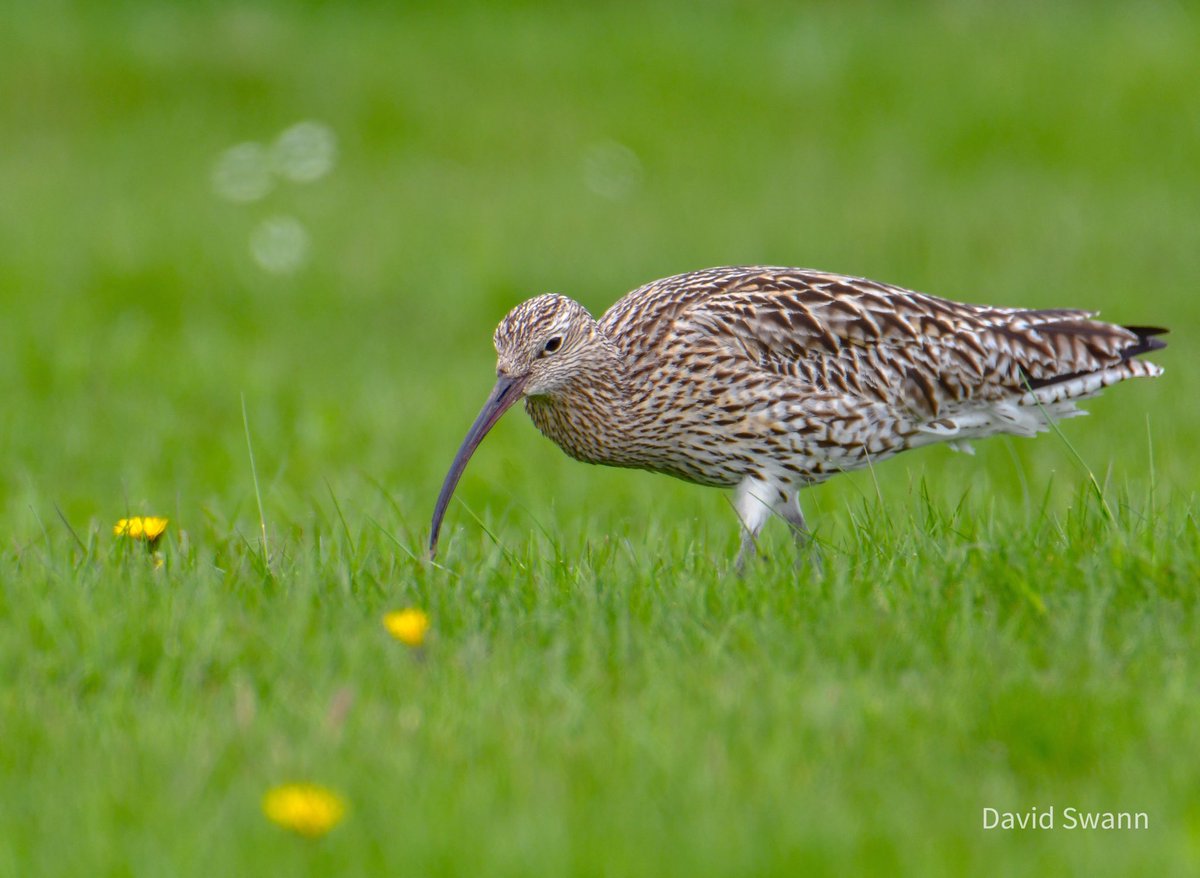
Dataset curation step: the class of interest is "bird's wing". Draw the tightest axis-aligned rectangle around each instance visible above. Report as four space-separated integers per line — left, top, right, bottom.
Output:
608 266 1162 413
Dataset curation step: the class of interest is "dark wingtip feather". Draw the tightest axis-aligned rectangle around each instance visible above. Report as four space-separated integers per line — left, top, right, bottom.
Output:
1121 325 1169 359
1021 324 1167 391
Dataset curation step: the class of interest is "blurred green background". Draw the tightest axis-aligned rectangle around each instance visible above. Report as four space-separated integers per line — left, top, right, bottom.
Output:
1 1 1197 875
3 0 1195 539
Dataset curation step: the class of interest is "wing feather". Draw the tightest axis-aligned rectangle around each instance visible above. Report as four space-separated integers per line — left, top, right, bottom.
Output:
603 266 1163 413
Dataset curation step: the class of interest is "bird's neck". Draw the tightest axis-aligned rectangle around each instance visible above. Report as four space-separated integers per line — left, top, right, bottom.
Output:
523 338 638 467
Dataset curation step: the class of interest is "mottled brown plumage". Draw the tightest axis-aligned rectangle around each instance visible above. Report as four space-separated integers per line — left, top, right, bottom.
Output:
430 266 1166 565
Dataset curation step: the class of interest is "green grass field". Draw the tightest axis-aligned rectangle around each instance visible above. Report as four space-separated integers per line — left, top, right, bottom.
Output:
2 1 1199 874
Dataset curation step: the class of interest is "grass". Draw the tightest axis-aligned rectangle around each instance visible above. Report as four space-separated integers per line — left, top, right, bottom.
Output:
1 1 1199 874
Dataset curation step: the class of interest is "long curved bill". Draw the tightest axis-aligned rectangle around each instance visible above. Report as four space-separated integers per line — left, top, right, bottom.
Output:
428 374 528 559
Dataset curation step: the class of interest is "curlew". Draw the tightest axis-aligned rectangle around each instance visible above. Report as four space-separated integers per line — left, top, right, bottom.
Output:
429 266 1166 566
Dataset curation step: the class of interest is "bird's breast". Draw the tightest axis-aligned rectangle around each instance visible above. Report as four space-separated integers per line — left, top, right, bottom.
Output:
524 392 628 467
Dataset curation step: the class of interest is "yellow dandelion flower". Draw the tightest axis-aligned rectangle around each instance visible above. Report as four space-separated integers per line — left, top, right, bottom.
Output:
113 516 169 542
262 783 346 837
383 608 430 647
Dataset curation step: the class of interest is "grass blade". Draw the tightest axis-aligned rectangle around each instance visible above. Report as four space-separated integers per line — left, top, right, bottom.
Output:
241 393 271 573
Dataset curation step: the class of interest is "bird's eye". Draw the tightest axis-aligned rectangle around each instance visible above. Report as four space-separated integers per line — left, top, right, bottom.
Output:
542 336 563 355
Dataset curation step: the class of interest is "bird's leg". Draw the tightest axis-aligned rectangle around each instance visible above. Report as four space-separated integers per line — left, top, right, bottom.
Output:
735 530 757 575
733 477 774 575
780 494 823 574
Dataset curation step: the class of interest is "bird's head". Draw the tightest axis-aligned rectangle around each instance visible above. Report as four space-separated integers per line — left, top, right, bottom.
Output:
429 294 599 558
493 294 598 397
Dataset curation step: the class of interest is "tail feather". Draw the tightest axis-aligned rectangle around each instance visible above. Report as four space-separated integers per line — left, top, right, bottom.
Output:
1021 323 1167 391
